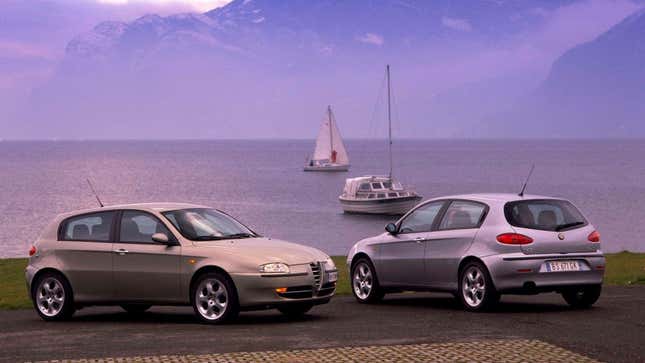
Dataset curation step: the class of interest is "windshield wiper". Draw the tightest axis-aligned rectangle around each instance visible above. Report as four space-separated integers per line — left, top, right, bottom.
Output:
224 233 254 239
192 235 224 241
193 233 254 241
555 221 585 231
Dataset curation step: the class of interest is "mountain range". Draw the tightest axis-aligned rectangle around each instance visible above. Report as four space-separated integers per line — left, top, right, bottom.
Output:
15 0 645 139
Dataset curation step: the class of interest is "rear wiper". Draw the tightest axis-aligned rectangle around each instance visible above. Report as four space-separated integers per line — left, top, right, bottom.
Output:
555 221 585 231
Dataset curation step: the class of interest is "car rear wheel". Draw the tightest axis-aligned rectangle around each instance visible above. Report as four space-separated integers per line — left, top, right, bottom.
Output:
120 304 152 314
32 271 75 321
191 272 239 324
277 303 314 318
458 261 499 312
562 285 601 308
351 258 384 303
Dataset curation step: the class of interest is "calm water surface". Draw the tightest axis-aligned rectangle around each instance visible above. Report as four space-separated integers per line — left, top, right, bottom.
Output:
1 140 643 258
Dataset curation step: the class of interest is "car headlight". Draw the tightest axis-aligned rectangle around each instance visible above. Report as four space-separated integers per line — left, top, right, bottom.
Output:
259 262 290 274
323 256 336 270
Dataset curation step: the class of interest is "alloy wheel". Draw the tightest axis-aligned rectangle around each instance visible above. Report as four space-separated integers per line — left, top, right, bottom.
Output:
353 262 373 300
462 266 486 308
195 278 228 321
36 277 65 317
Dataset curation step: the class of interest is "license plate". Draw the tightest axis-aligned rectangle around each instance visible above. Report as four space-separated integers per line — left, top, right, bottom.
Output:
327 271 338 283
546 260 580 272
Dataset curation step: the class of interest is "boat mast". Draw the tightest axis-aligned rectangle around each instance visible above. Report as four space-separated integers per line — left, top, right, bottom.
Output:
386 65 393 179
328 105 333 159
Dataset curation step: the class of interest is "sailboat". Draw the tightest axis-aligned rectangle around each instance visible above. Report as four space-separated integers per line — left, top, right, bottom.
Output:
339 65 422 215
304 105 350 172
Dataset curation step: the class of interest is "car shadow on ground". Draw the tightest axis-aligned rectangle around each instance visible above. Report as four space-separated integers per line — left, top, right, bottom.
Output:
67 309 330 326
376 293 578 313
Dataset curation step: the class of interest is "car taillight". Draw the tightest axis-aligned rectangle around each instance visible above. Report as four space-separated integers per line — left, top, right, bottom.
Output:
28 245 37 256
496 233 533 245
588 230 600 243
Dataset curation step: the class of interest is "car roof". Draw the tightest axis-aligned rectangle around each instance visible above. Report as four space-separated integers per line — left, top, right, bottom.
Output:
58 202 210 218
426 193 562 204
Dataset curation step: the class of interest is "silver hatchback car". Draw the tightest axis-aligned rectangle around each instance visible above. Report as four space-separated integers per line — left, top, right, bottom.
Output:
347 193 605 311
26 203 337 323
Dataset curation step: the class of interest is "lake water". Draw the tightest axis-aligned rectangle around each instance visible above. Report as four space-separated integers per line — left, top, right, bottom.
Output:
1 139 643 258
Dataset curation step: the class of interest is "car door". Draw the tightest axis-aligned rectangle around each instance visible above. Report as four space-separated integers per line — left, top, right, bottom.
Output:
55 211 116 302
112 210 182 303
425 200 488 290
377 201 445 287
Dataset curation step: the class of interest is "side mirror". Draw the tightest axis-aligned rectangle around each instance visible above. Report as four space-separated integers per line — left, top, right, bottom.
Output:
385 223 398 234
151 232 170 244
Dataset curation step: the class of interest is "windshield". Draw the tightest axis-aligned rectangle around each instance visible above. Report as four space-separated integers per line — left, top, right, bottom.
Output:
162 208 256 241
504 199 588 232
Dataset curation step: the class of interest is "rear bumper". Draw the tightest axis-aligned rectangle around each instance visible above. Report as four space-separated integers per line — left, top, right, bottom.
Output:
230 271 336 309
25 264 37 294
483 253 605 293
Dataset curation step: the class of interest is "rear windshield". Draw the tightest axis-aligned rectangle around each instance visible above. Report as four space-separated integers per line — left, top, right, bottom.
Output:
504 199 587 232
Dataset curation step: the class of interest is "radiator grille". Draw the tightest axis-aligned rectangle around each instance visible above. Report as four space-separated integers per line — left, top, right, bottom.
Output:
310 262 322 291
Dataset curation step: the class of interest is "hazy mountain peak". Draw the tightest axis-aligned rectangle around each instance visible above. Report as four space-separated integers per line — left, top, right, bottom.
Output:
65 21 129 58
17 0 644 140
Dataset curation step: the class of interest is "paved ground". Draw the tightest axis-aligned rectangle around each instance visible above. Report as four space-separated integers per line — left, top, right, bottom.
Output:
22 340 599 363
2 286 644 363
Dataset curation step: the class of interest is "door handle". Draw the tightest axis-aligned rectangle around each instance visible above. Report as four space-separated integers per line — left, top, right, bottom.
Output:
414 237 425 244
114 248 128 255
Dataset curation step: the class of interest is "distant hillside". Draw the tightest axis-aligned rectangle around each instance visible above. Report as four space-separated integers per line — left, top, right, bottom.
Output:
15 0 642 139
62 0 565 72
485 8 645 137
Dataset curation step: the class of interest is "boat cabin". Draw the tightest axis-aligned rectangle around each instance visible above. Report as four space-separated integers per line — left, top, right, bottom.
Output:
342 176 414 200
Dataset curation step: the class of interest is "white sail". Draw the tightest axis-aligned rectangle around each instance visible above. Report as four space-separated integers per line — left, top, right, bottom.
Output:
312 107 349 165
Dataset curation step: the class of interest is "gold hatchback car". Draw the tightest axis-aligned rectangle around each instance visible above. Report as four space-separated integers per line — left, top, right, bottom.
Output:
26 203 337 324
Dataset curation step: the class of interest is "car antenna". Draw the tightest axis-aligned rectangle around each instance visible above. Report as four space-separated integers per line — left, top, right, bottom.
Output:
518 164 535 197
86 178 104 207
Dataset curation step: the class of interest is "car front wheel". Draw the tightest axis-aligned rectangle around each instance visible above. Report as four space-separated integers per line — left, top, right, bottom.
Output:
351 258 384 303
458 261 499 312
562 285 601 308
32 271 75 321
191 272 239 324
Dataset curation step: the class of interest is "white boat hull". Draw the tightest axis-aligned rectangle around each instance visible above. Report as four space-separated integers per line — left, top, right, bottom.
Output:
303 164 349 172
339 195 422 215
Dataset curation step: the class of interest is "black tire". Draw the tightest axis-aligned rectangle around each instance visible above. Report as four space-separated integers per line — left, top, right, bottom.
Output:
120 304 152 314
31 271 75 321
458 261 499 312
191 271 239 324
277 303 314 318
350 258 385 304
562 285 602 309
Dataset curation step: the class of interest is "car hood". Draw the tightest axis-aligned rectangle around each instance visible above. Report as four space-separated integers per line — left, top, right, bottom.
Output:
192 237 329 265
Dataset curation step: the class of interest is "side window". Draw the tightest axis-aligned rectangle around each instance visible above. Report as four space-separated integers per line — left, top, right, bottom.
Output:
119 210 175 243
359 183 371 191
62 212 115 242
438 201 487 230
398 202 444 233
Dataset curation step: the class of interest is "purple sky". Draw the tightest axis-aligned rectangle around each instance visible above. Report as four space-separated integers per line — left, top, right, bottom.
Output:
1 0 643 139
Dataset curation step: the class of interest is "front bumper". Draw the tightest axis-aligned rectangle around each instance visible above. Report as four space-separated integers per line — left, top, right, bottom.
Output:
483 252 606 293
230 269 337 309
